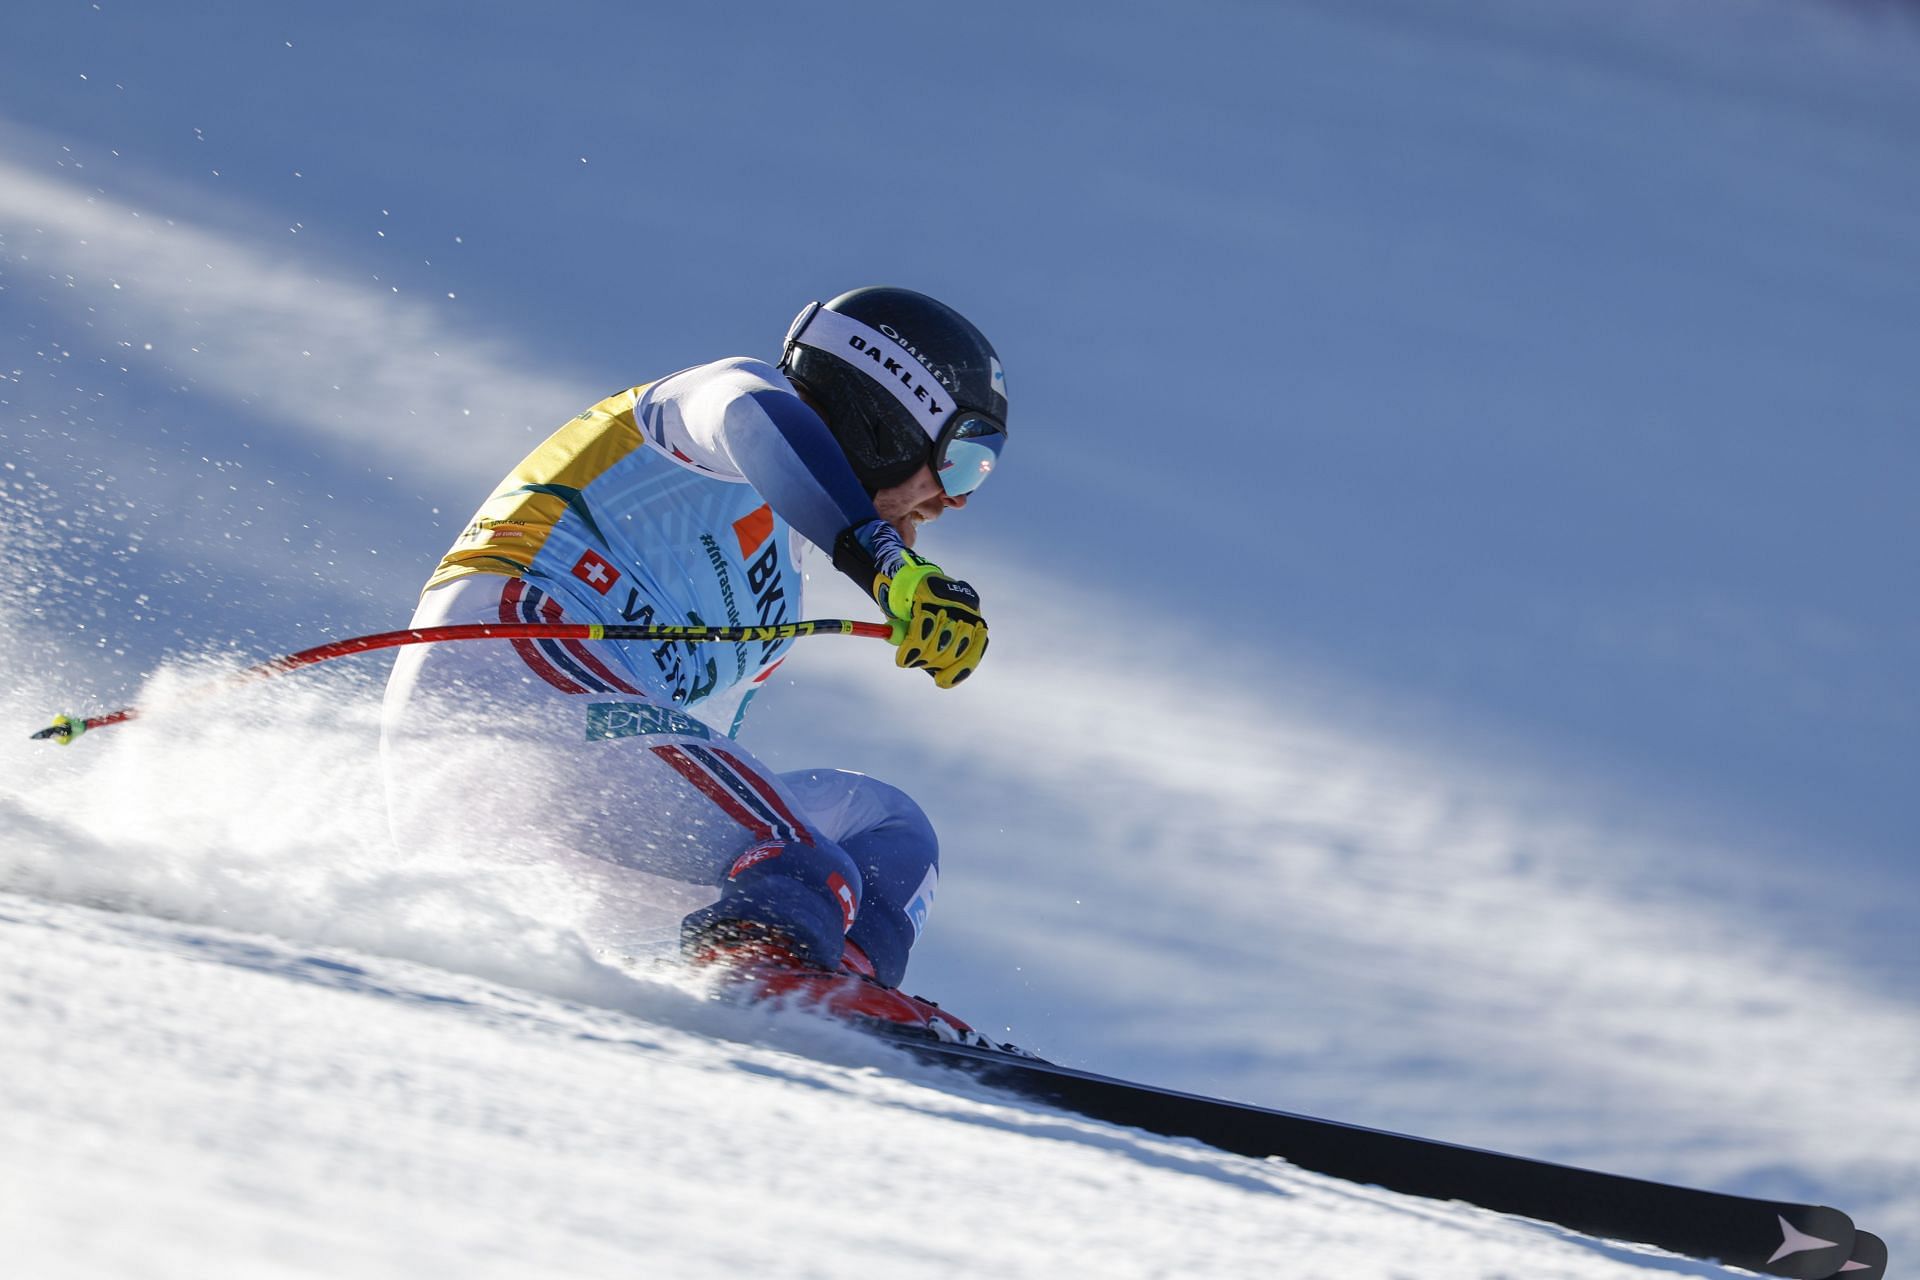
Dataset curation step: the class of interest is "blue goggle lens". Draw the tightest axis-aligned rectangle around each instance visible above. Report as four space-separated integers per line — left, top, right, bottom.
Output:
936 415 1006 498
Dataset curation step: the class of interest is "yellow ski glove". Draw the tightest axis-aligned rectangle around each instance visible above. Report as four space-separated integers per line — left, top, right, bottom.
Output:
873 551 988 688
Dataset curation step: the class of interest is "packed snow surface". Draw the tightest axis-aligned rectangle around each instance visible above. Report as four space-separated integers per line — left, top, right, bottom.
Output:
0 894 1780 1280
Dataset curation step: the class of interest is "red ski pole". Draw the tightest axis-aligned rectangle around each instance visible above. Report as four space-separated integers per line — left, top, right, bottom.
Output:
32 618 900 745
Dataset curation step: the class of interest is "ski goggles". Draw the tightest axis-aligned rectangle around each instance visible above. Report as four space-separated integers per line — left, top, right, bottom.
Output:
934 412 1006 498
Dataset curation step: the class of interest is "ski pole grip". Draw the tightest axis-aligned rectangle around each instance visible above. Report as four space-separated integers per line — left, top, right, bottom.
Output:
32 714 84 744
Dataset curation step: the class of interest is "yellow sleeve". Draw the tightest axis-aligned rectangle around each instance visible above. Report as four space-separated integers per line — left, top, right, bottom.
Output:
425 386 648 592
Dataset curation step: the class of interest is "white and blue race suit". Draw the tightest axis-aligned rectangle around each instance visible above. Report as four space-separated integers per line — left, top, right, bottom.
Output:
380 358 939 984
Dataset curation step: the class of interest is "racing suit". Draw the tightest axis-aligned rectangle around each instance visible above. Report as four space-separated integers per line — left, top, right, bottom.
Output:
380 358 939 985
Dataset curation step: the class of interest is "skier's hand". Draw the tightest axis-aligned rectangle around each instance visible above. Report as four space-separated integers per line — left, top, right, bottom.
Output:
874 552 988 688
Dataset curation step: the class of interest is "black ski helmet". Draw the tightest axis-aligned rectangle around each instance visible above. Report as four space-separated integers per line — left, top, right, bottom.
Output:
779 286 1008 495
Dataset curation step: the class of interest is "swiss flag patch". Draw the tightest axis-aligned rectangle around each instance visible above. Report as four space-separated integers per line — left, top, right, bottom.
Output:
571 549 621 595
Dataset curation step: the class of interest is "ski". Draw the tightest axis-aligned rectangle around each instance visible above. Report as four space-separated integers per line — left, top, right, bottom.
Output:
876 1033 1862 1278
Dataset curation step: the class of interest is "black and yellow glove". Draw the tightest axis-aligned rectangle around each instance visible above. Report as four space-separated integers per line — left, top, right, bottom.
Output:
874 551 988 688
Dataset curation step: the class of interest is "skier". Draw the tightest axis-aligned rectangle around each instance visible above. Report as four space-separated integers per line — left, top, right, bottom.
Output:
380 287 1008 1034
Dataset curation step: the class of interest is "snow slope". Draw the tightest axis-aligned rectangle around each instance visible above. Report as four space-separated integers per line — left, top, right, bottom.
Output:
0 894 1779 1280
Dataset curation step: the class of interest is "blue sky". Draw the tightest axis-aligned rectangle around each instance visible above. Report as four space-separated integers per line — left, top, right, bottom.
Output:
4 0 1919 1251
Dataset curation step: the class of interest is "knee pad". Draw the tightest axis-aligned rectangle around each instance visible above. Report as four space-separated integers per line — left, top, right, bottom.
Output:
842 847 938 989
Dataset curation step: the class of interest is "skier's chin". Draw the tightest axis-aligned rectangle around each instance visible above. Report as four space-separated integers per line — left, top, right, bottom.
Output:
891 514 921 549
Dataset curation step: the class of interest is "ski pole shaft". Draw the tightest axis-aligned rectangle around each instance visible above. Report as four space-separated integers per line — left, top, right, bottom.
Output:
32 618 901 744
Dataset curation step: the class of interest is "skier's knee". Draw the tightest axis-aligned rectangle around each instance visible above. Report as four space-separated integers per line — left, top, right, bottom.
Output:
779 768 938 854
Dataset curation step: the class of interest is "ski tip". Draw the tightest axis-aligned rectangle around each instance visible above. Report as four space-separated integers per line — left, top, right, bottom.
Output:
31 714 83 744
1829 1229 1887 1280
